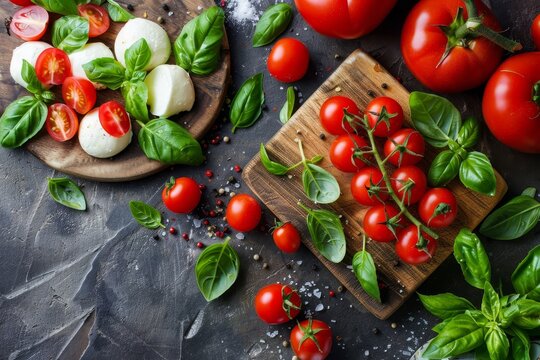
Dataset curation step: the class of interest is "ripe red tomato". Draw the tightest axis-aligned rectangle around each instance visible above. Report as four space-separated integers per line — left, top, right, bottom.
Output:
532 15 540 50
351 167 389 206
78 4 110 38
320 96 361 135
273 222 301 254
290 319 333 360
36 48 72 86
62 77 97 115
383 128 425 167
226 194 262 232
254 284 301 325
329 134 370 173
365 97 403 137
45 103 79 142
419 188 458 228
363 204 402 243
401 0 506 93
396 225 437 265
482 52 540 153
9 0 34 6
391 166 427 206
267 38 309 83
98 101 131 137
294 0 396 39
10 5 49 41
162 177 201 214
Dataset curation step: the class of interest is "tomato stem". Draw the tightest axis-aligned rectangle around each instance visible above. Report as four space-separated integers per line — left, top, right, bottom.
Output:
533 81 540 105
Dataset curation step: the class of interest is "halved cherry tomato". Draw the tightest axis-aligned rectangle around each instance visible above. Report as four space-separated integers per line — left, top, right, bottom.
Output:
383 128 425 167
363 204 402 243
9 0 34 6
267 38 309 83
329 134 370 173
290 319 333 360
226 194 262 232
98 101 131 137
45 103 79 142
365 96 403 137
533 15 540 50
418 188 458 228
320 96 361 135
396 225 437 265
273 222 301 254
351 167 389 206
162 177 201 214
78 4 110 38
36 48 72 86
62 77 97 115
10 5 49 41
255 284 301 325
390 166 427 206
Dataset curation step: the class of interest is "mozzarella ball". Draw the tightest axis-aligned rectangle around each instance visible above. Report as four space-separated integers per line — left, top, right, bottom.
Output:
10 41 52 88
69 42 114 89
78 109 132 158
114 18 171 71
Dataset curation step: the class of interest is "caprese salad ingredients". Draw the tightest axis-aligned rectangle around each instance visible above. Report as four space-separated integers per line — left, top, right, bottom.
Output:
48 177 86 211
329 134 369 173
252 3 293 48
365 96 403 137
418 188 458 228
51 15 90 54
68 43 115 89
533 14 540 50
290 319 333 360
162 177 201 214
35 48 72 86
98 100 130 137
230 73 265 133
226 194 262 232
10 5 49 41
45 103 78 142
62 77 96 114
279 86 296 124
10 41 52 89
383 128 425 167
353 237 381 302
350 167 389 206
129 200 165 230
77 4 110 38
259 143 322 176
272 222 302 254
267 38 309 83
319 96 361 136
254 284 301 324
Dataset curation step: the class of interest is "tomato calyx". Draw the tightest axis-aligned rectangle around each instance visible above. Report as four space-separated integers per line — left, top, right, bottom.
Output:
533 82 540 105
385 132 423 167
428 202 452 225
165 177 176 197
296 318 325 353
394 178 416 205
281 286 301 320
414 226 432 258
380 209 403 240
342 109 362 133
366 176 387 204
368 106 397 132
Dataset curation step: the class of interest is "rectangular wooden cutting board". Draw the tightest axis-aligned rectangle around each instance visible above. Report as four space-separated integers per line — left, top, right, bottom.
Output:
242 50 507 320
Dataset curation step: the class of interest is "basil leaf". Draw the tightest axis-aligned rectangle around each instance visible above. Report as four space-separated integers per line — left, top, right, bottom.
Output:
418 293 475 320
129 201 164 229
512 298 540 329
83 58 126 90
47 178 86 211
353 250 381 303
480 195 540 241
124 38 151 79
52 16 90 54
301 205 346 263
195 239 240 301
409 91 461 148
511 245 540 301
454 228 491 290
174 6 224 76
21 60 44 96
260 143 289 175
32 0 78 15
105 0 134 22
484 324 509 360
138 118 204 166
456 117 481 149
279 86 295 124
122 81 149 122
522 187 537 198
459 151 497 196
466 309 489 328
0 96 47 148
510 327 531 360
252 3 293 47
482 282 501 320
230 73 265 133
302 163 340 204
432 318 452 333
428 149 464 186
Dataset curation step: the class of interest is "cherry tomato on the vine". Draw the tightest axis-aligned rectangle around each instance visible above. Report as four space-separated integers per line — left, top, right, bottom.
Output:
254 284 301 325
418 188 458 228
36 48 72 86
267 38 309 83
383 128 425 167
78 4 110 38
290 319 333 360
273 222 301 254
390 166 427 206
396 225 437 265
351 167 389 206
162 177 201 214
45 103 79 142
533 15 540 50
363 204 402 242
226 194 262 232
319 96 361 135
329 134 370 173
62 77 97 115
365 96 404 137
10 5 49 41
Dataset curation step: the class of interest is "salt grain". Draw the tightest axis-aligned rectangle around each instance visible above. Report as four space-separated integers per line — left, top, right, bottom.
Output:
226 0 260 25
315 303 324 312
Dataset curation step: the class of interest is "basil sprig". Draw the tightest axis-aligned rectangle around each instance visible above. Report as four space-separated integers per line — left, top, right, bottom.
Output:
32 0 78 15
82 58 126 90
48 178 87 211
252 3 293 47
353 237 380 302
453 228 491 289
230 73 265 133
260 143 322 176
129 201 164 229
52 15 90 54
105 0 135 22
279 86 296 124
511 245 540 301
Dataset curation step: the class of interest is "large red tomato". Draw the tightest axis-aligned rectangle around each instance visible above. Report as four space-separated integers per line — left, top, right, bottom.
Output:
482 52 540 153
294 0 397 39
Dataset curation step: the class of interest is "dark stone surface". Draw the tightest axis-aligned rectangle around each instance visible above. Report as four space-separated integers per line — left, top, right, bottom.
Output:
0 1 539 359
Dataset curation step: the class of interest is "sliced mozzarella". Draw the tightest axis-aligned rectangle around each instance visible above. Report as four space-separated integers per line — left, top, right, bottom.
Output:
10 41 52 88
114 18 171 71
69 42 114 90
144 64 195 118
78 108 132 158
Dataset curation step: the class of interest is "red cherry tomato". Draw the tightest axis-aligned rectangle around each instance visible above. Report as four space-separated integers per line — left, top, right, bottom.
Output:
391 166 427 206
418 188 458 228
396 225 437 265
290 319 333 360
9 0 34 6
10 5 49 41
329 134 370 173
62 77 97 115
533 15 540 50
383 128 425 167
36 48 72 86
351 167 389 206
267 38 309 83
45 103 79 142
226 194 262 232
162 177 201 214
320 96 361 135
254 284 301 325
78 4 110 38
273 222 301 254
365 97 404 137
98 101 131 137
363 204 402 242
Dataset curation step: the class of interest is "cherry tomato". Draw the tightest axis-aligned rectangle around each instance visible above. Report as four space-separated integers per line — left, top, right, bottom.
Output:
383 128 425 167
9 0 34 6
329 134 370 173
78 4 110 38
396 225 437 265
363 204 402 242
45 103 79 142
320 96 361 135
290 319 333 360
162 177 201 214
62 77 97 115
10 5 49 41
273 222 301 254
226 194 262 232
419 188 458 228
36 48 72 86
351 167 389 206
482 52 540 153
254 284 301 325
533 15 540 50
365 97 403 137
390 166 427 206
267 38 309 83
98 100 131 137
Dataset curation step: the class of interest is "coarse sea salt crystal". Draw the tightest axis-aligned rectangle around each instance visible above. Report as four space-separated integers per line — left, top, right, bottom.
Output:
236 233 245 240
193 219 202 228
267 330 278 338
313 289 321 299
315 304 324 312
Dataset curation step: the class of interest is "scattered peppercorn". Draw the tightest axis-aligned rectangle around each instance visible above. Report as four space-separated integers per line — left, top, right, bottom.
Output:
392 259 400 267
312 264 319 271
169 227 177 235
153 234 160 241
391 322 398 329
127 4 134 11
222 227 230 233
199 184 206 191
319 133 326 140
329 290 336 298
223 136 230 143
372 327 380 335
162 4 170 12
286 263 292 270
367 90 376 97
216 199 224 207
157 16 164 24
234 165 242 173
253 254 260 261
262 262 269 269
196 242 204 248
202 219 210 226
337 285 345 293
282 340 289 348
229 192 236 197
209 210 217 218
215 231 225 238
205 170 214 179
336 335 343 342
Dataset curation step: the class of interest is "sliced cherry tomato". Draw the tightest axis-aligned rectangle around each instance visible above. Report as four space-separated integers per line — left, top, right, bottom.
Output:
254 284 301 325
396 225 437 265
363 204 402 242
320 96 361 135
10 5 49 41
290 319 333 360
61 77 97 115
267 38 309 83
365 96 403 137
9 0 34 5
36 48 72 86
351 167 389 206
390 166 427 206
533 15 540 50
418 188 458 228
226 194 262 232
98 100 131 137
329 134 370 173
273 222 301 254
45 103 79 142
78 4 110 38
162 177 201 214
383 128 425 167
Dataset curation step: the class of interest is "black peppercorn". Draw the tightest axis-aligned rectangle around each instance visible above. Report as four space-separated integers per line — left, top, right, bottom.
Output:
126 4 134 11
162 4 170 12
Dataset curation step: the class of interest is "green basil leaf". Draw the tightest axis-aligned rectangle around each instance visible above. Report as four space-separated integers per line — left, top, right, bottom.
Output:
484 324 509 360
230 73 265 133
83 58 126 90
122 81 150 122
352 250 381 302
174 6 224 76
466 309 489 328
279 86 296 124
21 60 44 96
138 118 204 166
260 143 289 175
456 117 481 149
32 0 78 15
252 3 293 47
511 245 540 301
128 201 164 229
522 187 537 198
454 228 491 290
510 327 531 360
52 15 90 54
428 149 464 186
105 0 134 22
432 318 452 334
482 282 501 320
512 298 540 329
302 163 340 204
0 97 47 148
499 302 520 327
474 345 491 360
409 91 461 148
47 178 86 211
195 239 240 301
124 38 151 79
301 205 346 263
418 293 475 320
459 151 497 196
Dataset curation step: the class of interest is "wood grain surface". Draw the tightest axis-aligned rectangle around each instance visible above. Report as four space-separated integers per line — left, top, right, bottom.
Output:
0 1 230 182
243 50 508 319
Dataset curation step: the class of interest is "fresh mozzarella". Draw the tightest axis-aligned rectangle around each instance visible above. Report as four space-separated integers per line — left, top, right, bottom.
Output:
10 41 52 88
144 64 195 118
69 42 114 89
114 18 171 71
78 108 132 158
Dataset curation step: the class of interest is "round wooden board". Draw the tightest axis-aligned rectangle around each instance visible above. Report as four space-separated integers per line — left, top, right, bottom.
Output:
0 1 230 182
